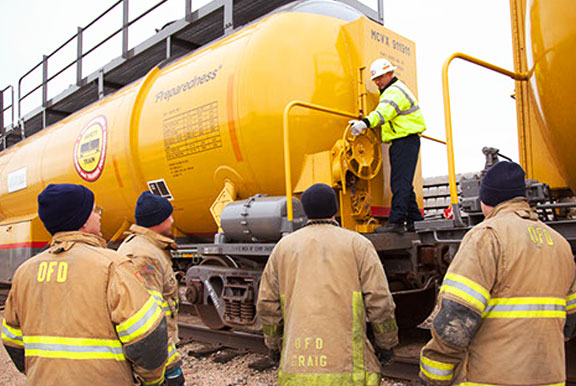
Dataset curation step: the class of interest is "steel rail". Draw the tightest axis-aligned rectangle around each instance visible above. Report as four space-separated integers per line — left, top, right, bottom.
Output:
381 356 420 381
178 322 268 354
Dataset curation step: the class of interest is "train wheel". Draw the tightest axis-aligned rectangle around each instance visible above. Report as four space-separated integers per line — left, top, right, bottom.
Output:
193 256 237 330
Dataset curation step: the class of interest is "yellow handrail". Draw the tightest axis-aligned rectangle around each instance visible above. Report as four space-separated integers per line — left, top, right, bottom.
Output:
442 52 529 224
420 134 446 145
283 101 357 223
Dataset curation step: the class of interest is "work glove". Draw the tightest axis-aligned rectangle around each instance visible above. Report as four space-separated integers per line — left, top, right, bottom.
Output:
375 346 394 368
166 366 185 386
349 120 367 136
269 348 281 366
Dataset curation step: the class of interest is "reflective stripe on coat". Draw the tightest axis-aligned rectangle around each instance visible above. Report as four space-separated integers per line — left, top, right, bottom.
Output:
420 199 576 386
257 223 398 385
366 78 425 143
1 231 167 386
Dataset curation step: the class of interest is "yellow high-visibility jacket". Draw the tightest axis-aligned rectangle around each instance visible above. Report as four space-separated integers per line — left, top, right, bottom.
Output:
257 221 398 386
118 224 181 371
420 199 576 386
365 78 425 143
2 231 168 386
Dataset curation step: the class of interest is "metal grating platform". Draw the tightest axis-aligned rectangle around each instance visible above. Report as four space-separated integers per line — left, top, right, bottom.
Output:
0 0 381 150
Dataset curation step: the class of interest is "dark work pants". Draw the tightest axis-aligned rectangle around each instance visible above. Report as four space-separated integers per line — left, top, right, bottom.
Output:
388 134 423 224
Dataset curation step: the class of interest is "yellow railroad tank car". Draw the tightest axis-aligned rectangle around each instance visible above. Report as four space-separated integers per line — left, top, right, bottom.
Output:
0 2 422 275
512 0 576 194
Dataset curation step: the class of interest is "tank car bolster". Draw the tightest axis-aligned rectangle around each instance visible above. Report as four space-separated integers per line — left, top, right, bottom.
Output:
185 265 262 328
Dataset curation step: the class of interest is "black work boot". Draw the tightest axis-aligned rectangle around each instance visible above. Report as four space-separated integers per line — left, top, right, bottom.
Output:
406 221 415 232
376 222 406 233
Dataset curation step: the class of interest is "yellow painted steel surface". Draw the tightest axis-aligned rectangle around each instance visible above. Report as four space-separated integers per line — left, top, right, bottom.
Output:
513 0 576 192
0 4 421 239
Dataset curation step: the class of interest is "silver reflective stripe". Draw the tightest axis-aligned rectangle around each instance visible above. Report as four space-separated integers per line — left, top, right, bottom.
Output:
379 99 402 115
376 111 385 125
421 361 453 378
392 84 415 105
117 303 159 338
25 342 124 354
568 296 576 308
443 278 489 308
485 303 565 313
398 104 420 115
391 84 420 116
2 325 22 342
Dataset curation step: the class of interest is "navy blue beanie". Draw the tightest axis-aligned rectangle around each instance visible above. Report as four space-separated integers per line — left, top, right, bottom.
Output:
38 184 95 235
135 192 173 227
479 161 526 207
301 183 339 219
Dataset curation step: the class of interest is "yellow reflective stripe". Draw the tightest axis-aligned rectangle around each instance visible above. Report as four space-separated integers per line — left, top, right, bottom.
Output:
483 297 566 319
2 336 24 347
445 273 491 300
567 292 576 312
142 371 165 386
25 349 125 360
148 290 172 316
352 291 365 385
279 294 286 369
440 273 490 312
262 323 282 337
23 336 125 361
166 343 179 367
420 355 454 381
366 372 381 386
1 320 23 347
278 292 376 385
277 371 381 385
116 297 163 343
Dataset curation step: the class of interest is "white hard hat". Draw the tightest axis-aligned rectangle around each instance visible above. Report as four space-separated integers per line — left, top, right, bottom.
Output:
370 58 396 80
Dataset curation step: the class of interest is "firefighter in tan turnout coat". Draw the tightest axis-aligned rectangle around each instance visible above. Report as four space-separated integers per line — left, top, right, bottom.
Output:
420 161 576 386
1 184 168 386
118 191 184 386
257 183 399 386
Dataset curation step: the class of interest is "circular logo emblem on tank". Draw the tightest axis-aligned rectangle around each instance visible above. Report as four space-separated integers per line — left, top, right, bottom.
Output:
74 116 108 182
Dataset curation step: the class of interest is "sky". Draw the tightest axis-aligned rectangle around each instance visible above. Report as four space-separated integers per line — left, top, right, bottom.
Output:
0 0 517 177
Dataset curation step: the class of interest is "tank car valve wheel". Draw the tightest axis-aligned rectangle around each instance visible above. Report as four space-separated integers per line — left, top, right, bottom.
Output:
343 124 382 180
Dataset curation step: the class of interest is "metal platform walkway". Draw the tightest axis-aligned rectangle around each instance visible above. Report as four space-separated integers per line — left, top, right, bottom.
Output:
0 0 382 150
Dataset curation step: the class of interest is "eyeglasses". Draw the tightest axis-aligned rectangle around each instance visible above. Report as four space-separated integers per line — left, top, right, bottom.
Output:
94 206 103 216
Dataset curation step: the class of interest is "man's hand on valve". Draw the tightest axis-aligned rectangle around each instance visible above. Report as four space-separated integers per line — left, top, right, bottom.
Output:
349 120 367 136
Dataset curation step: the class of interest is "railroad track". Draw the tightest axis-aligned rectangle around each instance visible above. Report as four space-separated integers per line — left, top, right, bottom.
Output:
178 322 423 381
381 356 420 382
178 323 576 384
178 322 268 354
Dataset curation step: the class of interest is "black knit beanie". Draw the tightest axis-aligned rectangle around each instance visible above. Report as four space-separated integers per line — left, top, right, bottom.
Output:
135 191 173 227
301 183 338 219
479 161 526 207
38 184 95 235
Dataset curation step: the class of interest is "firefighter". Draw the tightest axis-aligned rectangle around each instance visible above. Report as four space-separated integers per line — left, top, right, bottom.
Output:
257 183 398 386
1 184 168 386
349 58 426 233
419 161 576 386
118 191 184 386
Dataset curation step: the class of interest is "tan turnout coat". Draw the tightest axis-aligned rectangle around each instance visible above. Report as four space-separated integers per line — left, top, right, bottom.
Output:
118 224 181 370
257 222 398 386
1 232 167 386
420 199 576 386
